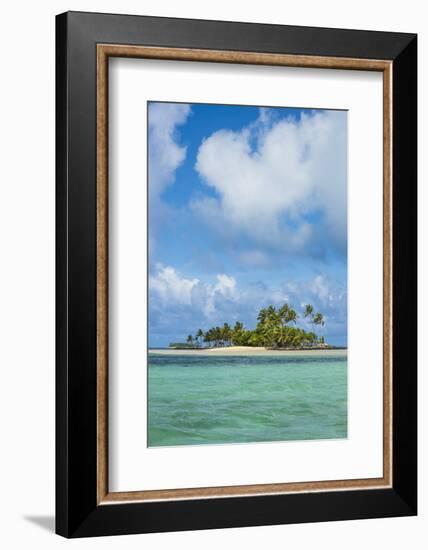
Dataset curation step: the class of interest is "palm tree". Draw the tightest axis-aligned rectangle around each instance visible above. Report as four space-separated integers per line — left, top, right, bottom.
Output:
273 325 291 348
222 323 232 346
257 307 269 324
195 328 204 347
303 304 314 319
304 304 323 334
231 321 244 343
213 326 222 347
234 321 244 331
266 305 278 321
203 329 213 347
291 328 305 348
262 318 279 347
313 312 325 327
278 303 298 326
307 331 317 347
186 334 194 346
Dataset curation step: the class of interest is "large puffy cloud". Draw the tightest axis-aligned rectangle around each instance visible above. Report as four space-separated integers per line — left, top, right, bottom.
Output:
149 264 346 346
149 265 198 306
193 109 347 257
148 102 191 197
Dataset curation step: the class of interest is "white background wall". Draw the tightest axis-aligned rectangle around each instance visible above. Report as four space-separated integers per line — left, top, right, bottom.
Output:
0 1 424 547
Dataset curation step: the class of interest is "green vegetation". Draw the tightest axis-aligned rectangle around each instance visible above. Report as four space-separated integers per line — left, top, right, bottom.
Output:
169 303 330 349
168 341 199 349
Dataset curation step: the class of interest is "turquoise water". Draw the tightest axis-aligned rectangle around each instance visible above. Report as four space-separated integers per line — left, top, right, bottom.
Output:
148 353 347 447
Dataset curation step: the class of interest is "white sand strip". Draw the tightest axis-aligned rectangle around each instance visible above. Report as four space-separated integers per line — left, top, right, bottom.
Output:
149 346 347 357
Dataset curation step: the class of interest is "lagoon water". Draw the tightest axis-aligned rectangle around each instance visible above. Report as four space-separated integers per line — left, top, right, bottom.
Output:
148 353 347 447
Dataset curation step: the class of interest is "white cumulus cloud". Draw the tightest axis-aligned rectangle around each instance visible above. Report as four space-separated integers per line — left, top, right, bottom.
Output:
148 102 191 197
203 274 237 316
149 265 345 337
193 109 347 256
149 265 237 318
149 264 198 306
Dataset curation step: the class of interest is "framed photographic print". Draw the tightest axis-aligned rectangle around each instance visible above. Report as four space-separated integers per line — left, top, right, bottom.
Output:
56 11 417 538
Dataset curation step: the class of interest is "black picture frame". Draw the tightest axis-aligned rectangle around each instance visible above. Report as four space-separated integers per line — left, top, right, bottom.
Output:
56 11 417 538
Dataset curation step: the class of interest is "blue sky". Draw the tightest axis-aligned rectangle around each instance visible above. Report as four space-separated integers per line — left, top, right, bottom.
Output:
148 102 347 347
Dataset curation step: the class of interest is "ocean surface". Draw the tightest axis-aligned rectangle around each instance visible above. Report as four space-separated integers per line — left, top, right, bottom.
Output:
148 353 347 447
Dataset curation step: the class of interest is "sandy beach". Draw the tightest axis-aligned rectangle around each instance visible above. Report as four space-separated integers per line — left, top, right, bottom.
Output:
149 346 347 357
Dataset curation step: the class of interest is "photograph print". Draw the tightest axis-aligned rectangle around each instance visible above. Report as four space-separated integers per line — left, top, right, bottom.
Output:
148 101 348 448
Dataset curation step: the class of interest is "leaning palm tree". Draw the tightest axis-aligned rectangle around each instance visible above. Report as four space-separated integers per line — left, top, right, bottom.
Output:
313 312 325 327
303 304 314 319
303 304 320 334
279 303 298 326
266 305 278 321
